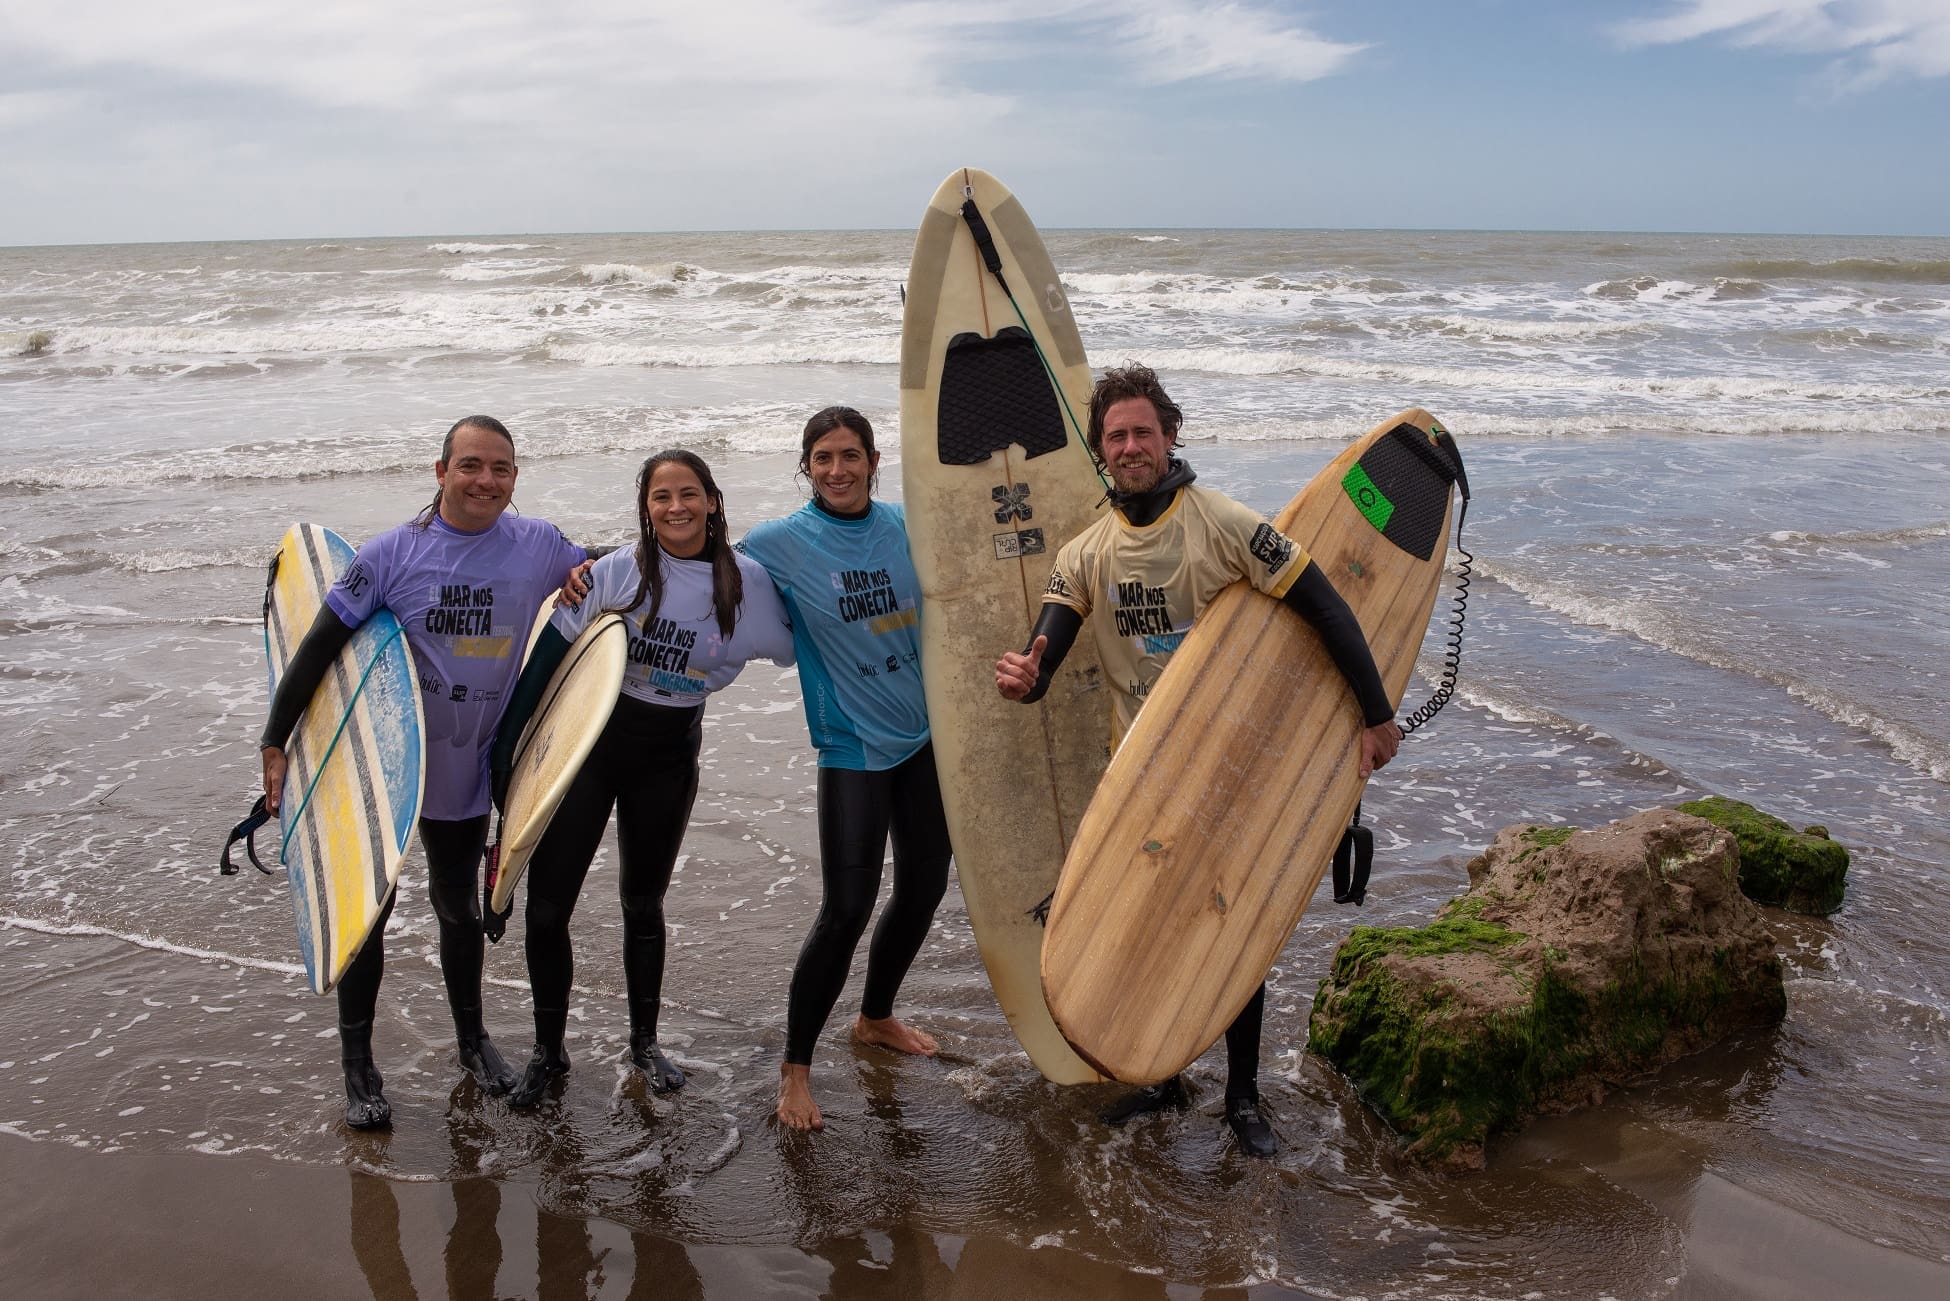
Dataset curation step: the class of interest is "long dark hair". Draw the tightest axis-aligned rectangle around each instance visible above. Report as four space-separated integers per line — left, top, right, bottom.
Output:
412 415 516 529
797 405 878 506
608 448 743 638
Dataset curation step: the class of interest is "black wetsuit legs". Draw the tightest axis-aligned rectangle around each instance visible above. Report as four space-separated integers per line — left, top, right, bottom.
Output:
423 814 493 1041
1224 982 1267 1102
335 814 491 1041
783 743 951 1065
522 698 702 1050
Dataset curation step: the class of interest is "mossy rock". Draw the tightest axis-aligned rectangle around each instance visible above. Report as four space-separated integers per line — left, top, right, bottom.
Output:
1308 929 1780 1169
1310 811 1787 1169
1677 796 1848 915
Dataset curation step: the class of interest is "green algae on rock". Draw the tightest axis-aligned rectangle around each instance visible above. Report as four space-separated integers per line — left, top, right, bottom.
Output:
1676 796 1849 914
1307 810 1786 1171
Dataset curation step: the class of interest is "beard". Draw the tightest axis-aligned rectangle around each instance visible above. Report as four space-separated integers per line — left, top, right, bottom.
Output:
1109 456 1166 494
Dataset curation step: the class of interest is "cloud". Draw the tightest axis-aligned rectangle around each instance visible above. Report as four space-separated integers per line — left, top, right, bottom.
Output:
1613 1 1950 88
2 2 1365 123
0 2 1369 242
0 90 83 128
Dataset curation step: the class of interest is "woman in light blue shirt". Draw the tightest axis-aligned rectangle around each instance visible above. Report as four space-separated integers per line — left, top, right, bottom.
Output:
739 407 951 1133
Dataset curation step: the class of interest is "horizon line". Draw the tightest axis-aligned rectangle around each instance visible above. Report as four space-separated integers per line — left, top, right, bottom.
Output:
6 223 1950 253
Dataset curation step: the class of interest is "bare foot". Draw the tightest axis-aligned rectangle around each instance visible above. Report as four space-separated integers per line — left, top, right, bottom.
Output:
850 1014 938 1057
776 1063 824 1131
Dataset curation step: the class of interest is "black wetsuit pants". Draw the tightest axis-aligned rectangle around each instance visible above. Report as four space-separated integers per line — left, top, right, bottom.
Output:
336 814 494 1054
1223 984 1267 1102
783 742 952 1065
522 696 703 1052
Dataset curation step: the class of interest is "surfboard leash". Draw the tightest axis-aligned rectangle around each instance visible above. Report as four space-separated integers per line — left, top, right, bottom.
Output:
271 624 408 868
224 547 287 876
957 196 1112 495
1399 430 1472 737
1333 803 1375 905
1335 430 1471 903
219 796 276 876
483 811 511 944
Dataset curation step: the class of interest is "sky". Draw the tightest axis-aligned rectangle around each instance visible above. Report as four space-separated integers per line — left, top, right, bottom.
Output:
2 1 1947 245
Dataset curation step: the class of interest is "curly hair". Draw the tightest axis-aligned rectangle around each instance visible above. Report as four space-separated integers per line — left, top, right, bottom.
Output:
1085 365 1182 464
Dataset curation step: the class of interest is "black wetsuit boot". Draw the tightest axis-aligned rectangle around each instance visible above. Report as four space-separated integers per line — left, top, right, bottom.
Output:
1099 1075 1191 1125
1223 984 1276 1157
510 1007 570 1110
340 1018 392 1130
628 1028 685 1094
453 1003 519 1096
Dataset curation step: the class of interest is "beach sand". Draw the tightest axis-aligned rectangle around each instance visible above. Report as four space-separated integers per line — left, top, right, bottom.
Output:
8 1110 1946 1299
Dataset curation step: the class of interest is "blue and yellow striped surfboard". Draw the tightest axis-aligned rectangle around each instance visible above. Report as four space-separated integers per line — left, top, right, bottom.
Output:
264 524 425 995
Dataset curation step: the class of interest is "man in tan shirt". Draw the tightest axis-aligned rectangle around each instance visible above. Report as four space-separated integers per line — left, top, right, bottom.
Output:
997 364 1401 1158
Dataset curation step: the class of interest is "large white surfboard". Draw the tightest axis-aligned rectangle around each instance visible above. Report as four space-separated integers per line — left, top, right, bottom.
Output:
900 166 1111 1084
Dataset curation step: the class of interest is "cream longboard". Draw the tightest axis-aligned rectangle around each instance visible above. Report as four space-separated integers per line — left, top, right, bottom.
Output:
263 524 425 995
1042 410 1463 1083
489 604 627 913
900 166 1110 1084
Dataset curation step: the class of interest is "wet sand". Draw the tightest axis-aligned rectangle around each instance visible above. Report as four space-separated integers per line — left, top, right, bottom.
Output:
8 1110 1946 1300
0 1129 1304 1300
6 908 1948 1299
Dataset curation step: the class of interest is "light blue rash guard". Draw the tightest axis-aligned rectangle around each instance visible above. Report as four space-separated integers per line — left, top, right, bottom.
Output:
737 500 928 771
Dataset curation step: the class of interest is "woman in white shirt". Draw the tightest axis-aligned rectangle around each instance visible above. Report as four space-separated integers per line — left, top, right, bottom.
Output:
490 449 794 1108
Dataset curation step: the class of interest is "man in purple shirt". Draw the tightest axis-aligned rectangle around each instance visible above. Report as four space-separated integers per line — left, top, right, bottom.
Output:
258 416 586 1128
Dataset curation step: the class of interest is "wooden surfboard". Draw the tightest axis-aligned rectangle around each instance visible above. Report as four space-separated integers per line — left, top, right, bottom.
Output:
1041 410 1463 1083
489 603 628 913
900 166 1111 1084
263 523 425 995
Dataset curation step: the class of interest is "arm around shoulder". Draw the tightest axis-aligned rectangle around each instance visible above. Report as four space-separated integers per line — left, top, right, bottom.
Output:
737 553 797 666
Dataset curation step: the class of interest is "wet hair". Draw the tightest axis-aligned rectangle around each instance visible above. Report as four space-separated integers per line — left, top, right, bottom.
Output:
797 405 879 505
414 415 517 529
609 448 743 638
1085 365 1183 464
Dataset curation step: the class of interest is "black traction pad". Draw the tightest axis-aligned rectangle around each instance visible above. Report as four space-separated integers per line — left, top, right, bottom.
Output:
936 327 1067 465
1345 423 1458 562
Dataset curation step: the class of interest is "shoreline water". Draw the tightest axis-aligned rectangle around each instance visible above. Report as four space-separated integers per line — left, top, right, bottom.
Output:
6 916 1946 1299
3 228 1947 1295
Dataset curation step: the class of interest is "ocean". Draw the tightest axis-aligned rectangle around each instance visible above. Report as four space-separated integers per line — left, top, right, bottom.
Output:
2 226 1946 1297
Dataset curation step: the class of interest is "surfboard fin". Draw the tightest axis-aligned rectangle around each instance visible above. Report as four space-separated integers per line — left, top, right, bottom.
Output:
219 795 276 876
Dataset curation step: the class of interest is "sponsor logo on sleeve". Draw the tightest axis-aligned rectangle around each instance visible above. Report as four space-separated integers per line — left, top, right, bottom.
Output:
1248 522 1294 573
